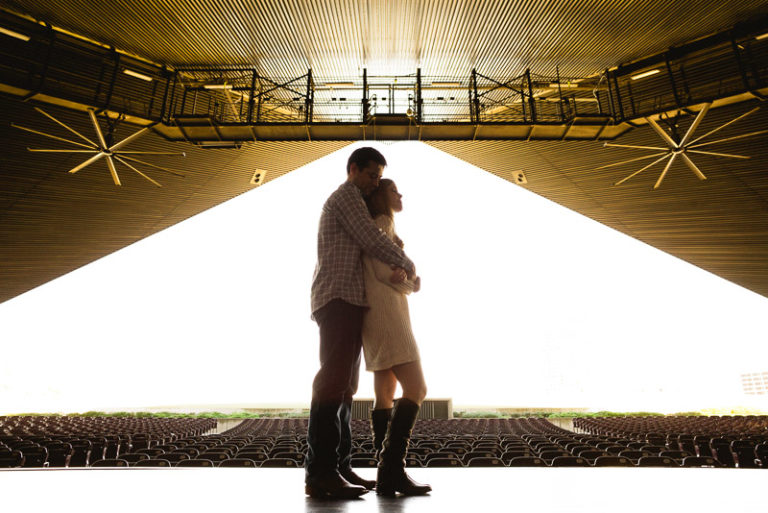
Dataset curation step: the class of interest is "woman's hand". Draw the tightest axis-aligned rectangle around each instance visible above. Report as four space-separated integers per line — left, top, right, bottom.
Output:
412 276 421 293
389 267 407 284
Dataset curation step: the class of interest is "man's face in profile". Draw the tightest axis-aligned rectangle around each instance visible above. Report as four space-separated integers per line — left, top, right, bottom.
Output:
350 161 383 197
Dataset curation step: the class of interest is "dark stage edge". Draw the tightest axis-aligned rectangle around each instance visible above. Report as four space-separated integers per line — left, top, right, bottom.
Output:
2 467 764 512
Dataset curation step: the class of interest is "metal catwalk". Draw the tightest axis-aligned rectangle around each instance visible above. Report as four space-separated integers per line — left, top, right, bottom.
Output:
2 467 764 513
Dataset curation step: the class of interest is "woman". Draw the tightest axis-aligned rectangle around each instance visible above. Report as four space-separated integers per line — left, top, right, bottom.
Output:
361 178 431 496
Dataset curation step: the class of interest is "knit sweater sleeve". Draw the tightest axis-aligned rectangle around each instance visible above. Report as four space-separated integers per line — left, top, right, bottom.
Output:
370 216 416 294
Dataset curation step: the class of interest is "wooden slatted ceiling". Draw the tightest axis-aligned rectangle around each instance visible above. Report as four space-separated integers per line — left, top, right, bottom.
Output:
4 0 768 79
0 97 350 303
427 100 768 298
1 0 768 303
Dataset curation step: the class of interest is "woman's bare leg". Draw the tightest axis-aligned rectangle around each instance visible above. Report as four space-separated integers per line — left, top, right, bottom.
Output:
390 361 427 405
373 369 398 410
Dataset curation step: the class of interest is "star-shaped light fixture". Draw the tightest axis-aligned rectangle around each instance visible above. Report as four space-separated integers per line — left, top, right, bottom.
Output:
12 107 186 187
598 103 768 189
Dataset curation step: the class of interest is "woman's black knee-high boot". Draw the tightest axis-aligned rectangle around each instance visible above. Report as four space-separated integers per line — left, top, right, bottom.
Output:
371 408 392 459
376 398 432 496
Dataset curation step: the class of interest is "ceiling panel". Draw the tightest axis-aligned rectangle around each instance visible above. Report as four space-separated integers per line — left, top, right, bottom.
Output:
3 0 768 79
428 100 768 297
0 96 350 303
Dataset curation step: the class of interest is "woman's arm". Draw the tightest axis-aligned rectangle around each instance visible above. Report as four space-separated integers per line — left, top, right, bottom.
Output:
369 256 416 295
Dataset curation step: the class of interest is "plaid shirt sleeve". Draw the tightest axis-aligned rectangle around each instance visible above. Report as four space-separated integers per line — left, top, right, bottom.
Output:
333 185 415 274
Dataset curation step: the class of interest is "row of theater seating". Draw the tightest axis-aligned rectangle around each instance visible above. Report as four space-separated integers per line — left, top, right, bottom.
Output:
0 416 216 437
573 415 768 436
0 416 218 468
2 416 767 469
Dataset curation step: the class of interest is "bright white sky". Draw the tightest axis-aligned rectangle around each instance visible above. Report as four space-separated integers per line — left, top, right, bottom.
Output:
1 141 767 414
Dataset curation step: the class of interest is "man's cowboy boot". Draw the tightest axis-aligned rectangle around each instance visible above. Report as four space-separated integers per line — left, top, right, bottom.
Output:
338 400 375 490
305 400 368 499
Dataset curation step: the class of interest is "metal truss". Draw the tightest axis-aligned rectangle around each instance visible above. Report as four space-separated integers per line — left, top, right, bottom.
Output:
0 10 766 142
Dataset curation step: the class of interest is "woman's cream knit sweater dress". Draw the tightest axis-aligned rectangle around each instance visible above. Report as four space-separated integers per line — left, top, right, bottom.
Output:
361 214 420 371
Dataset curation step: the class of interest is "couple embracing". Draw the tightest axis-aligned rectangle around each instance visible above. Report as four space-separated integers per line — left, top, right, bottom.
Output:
305 147 431 499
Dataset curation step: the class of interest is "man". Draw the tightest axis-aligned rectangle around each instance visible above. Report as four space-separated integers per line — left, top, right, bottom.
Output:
305 147 416 499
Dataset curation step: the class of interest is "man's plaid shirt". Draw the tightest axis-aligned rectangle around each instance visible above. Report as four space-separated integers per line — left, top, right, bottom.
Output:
311 181 415 319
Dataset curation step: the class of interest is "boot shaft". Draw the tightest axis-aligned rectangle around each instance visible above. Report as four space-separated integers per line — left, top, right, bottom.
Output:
379 398 420 467
370 408 392 457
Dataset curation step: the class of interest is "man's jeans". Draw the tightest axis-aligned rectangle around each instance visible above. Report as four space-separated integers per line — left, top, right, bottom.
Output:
305 299 364 478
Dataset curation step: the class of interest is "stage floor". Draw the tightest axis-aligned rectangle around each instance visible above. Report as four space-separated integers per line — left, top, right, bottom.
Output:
2 467 764 512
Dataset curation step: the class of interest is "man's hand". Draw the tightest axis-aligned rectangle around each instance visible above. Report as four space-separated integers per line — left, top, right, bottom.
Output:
390 267 407 284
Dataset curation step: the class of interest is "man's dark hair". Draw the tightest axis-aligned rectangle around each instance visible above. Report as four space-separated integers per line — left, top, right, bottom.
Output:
347 146 387 174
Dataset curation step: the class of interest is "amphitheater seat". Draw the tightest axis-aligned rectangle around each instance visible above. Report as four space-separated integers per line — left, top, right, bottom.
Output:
91 458 130 467
592 456 634 467
350 457 377 468
20 447 48 467
271 451 305 464
0 450 24 468
261 458 300 468
426 457 463 467
637 457 679 467
236 451 269 463
565 443 592 453
68 441 92 467
640 445 666 455
577 450 609 461
45 443 73 467
445 442 472 452
710 444 737 467
161 452 190 464
219 458 258 468
176 459 215 467
550 456 590 467
136 448 165 457
405 455 423 467
120 453 150 463
88 439 107 462
755 443 768 467
506 457 547 468
658 450 692 461
462 451 498 463
678 438 697 455
618 450 652 461
695 440 713 458
466 457 504 467
173 447 201 458
538 450 570 461
408 446 432 457
731 441 760 468
199 451 230 463
680 456 722 468
133 459 172 467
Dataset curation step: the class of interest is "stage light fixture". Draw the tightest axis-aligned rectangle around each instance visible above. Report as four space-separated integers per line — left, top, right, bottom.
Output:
0 26 30 41
631 69 660 80
123 69 153 82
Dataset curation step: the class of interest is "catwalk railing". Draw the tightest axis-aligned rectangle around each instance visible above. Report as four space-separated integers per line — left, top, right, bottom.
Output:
1 10 767 141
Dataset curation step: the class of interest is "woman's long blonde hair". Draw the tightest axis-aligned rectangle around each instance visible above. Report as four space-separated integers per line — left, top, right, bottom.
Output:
365 179 404 248
365 178 395 219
